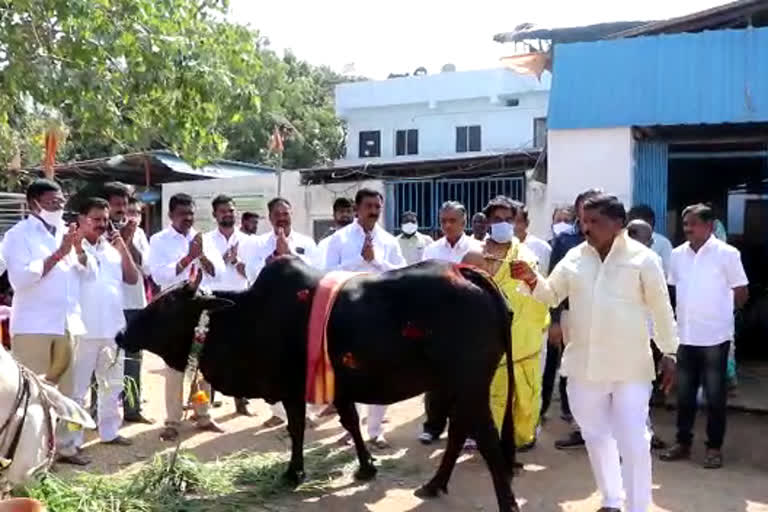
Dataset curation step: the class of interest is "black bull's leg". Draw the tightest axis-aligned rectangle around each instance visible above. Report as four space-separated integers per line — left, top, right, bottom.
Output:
282 398 307 485
335 397 377 480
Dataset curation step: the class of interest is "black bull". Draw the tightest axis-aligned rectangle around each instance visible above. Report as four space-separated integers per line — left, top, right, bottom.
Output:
116 257 520 512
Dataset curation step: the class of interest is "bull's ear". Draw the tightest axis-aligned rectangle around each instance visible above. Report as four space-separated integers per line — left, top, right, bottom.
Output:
195 296 234 312
38 381 97 430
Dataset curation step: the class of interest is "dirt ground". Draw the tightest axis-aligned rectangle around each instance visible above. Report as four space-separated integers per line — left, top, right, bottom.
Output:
62 353 768 512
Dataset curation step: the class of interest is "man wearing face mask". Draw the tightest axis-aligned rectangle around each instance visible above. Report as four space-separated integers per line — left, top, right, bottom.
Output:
2 179 96 464
396 211 433 266
463 196 550 451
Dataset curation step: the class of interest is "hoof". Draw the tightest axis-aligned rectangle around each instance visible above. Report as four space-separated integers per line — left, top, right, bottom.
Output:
281 469 306 487
354 464 378 481
414 483 447 499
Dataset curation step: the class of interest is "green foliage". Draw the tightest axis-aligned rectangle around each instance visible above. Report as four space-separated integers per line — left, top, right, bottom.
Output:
0 0 348 191
18 447 358 512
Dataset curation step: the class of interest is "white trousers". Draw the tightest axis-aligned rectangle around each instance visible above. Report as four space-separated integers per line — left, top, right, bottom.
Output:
70 338 124 445
359 404 387 439
568 378 653 512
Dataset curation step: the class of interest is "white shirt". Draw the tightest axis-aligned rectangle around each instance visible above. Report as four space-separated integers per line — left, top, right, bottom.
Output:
2 216 94 336
122 226 150 310
80 237 126 340
532 232 678 382
422 233 480 263
397 232 433 265
521 234 552 277
203 228 252 291
651 232 673 277
244 229 317 282
669 236 748 346
314 235 332 270
148 226 225 291
324 221 406 274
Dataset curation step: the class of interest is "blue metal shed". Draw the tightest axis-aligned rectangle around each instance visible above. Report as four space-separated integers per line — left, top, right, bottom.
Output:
548 27 768 130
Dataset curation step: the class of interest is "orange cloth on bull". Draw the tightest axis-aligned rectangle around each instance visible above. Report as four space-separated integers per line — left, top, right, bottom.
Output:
305 271 365 404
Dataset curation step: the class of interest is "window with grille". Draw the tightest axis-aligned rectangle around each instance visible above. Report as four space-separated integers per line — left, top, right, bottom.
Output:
395 129 419 156
358 131 381 158
456 125 481 153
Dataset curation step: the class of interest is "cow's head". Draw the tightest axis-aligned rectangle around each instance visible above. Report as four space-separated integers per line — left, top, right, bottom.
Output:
114 271 233 371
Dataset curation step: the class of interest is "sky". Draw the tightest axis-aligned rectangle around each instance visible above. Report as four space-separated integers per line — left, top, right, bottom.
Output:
228 0 726 79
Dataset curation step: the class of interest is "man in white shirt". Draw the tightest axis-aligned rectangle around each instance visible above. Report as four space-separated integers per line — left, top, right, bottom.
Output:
103 183 154 424
241 197 318 428
69 197 139 456
511 194 678 512
204 194 252 416
661 204 748 470
470 212 489 241
148 193 225 441
628 204 673 277
396 211 433 265
240 211 260 236
2 179 95 465
513 202 552 277
324 188 406 448
314 197 354 269
418 201 479 445
244 197 317 283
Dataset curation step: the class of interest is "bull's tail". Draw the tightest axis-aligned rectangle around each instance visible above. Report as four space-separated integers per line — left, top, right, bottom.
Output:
456 265 516 470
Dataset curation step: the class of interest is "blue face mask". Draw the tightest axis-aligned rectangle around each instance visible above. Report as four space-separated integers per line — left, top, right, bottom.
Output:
489 222 514 243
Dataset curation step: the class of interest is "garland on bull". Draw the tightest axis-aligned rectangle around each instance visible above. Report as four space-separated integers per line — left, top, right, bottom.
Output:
188 310 210 406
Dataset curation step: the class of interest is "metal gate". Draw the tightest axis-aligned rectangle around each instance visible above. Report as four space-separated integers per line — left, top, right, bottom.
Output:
387 175 525 233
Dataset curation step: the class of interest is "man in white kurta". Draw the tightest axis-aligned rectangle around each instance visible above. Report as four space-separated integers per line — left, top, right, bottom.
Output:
148 193 225 441
511 194 678 512
204 194 253 416
240 197 318 427
324 188 406 448
73 197 139 450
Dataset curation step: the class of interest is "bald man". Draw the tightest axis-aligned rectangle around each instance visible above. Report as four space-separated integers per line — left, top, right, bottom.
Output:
627 218 669 451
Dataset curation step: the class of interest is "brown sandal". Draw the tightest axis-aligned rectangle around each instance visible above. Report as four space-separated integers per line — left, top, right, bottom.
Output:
160 426 179 442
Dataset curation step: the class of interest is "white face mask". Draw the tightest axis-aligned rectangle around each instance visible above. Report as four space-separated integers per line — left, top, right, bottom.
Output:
36 206 64 226
401 222 418 235
552 222 571 236
489 222 514 243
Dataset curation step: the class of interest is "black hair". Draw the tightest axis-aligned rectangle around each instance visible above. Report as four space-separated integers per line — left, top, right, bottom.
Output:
78 197 109 216
354 188 383 205
211 194 233 211
333 197 353 212
511 200 528 222
128 196 140 205
483 195 518 219
102 181 132 202
169 193 195 213
552 205 575 221
267 197 291 214
682 203 715 223
574 188 603 211
26 179 61 202
582 194 627 225
241 211 259 221
401 211 418 221
627 204 655 227
472 212 487 221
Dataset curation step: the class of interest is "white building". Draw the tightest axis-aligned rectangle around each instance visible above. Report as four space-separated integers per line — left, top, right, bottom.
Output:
336 68 550 165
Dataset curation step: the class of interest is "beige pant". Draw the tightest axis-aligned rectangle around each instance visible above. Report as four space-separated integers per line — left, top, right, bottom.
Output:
11 333 79 456
164 365 212 427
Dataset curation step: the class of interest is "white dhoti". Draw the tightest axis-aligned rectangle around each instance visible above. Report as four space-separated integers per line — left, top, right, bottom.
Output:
69 338 124 445
568 378 653 512
360 404 387 439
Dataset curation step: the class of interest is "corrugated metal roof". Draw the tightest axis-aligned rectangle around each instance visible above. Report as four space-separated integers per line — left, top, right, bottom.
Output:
548 27 768 130
152 151 275 178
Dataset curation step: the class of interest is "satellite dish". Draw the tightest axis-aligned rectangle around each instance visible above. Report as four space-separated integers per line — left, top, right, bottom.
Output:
413 67 428 76
441 63 456 72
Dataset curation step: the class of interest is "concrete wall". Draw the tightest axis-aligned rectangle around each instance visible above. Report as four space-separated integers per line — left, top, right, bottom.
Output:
161 172 385 240
545 127 635 226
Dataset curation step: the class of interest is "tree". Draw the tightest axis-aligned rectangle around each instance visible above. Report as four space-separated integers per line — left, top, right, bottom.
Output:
0 0 349 189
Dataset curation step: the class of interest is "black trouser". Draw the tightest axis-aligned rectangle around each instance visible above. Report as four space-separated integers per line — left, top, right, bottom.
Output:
422 389 452 438
676 341 730 450
123 309 144 418
541 341 571 419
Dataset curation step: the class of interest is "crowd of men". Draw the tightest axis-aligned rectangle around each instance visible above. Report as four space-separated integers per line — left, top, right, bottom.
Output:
0 177 750 512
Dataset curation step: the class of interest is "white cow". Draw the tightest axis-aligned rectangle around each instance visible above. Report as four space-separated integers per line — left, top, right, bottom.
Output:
0 344 95 495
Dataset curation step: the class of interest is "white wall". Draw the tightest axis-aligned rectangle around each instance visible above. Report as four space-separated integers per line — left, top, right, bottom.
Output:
545 127 635 224
161 172 385 239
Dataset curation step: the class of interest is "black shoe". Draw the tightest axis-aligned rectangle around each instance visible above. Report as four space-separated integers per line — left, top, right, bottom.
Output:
555 431 585 450
124 413 155 425
235 398 252 416
660 443 691 462
651 435 668 450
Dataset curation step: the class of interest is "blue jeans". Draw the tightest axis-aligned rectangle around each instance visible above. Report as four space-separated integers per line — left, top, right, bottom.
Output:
675 341 730 449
